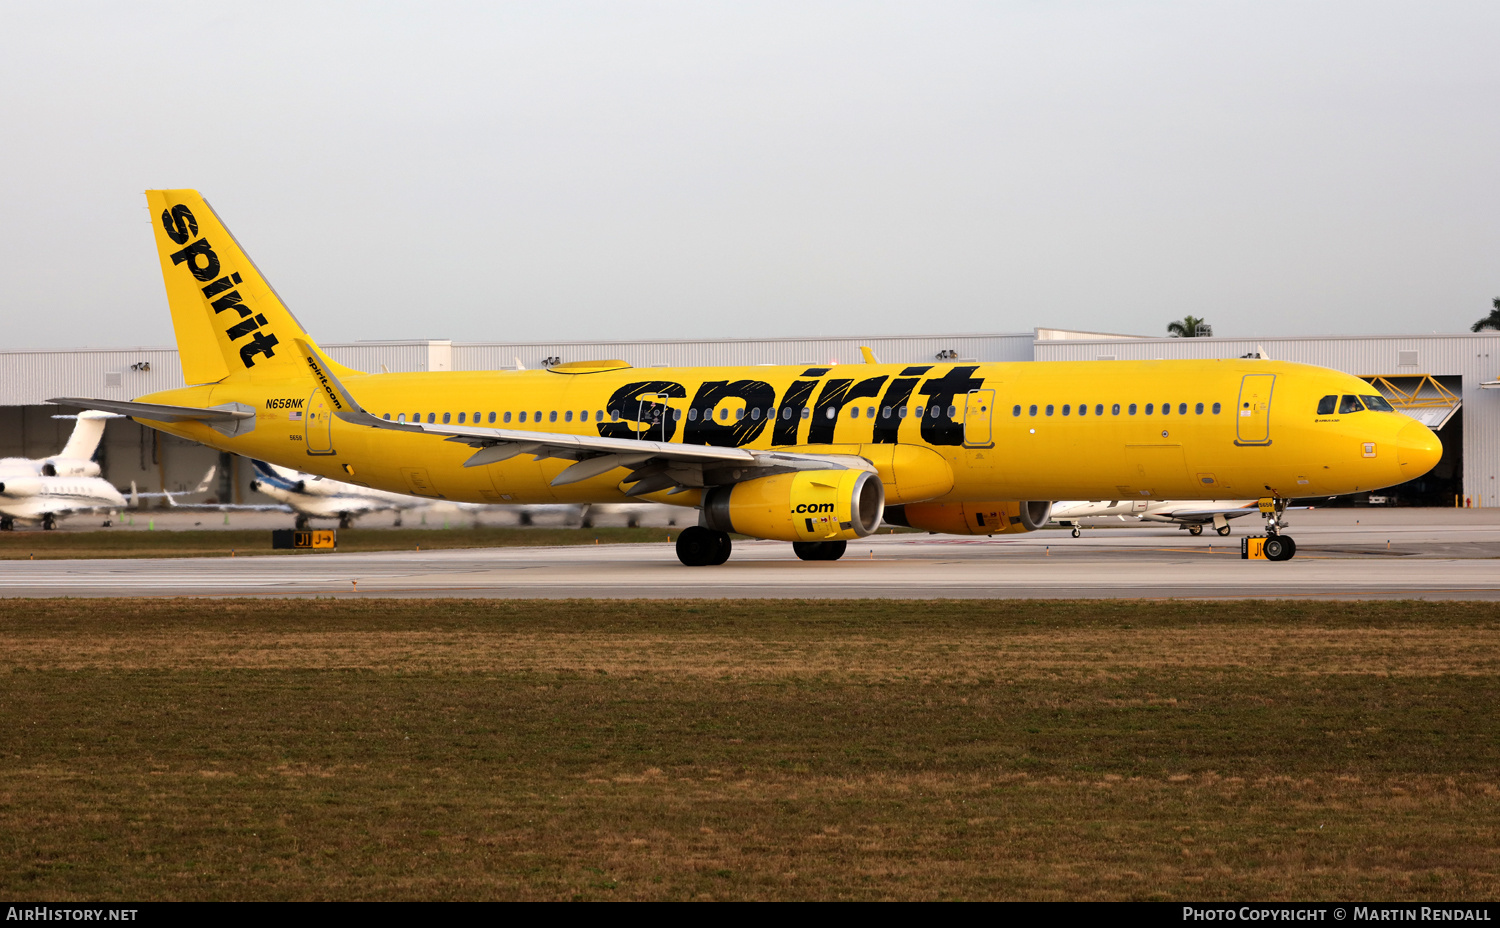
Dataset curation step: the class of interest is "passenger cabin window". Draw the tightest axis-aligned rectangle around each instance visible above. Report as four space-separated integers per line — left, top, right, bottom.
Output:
1029 405 1038 416
801 408 811 420
946 405 957 417
1095 404 1104 416
1361 394 1395 413
564 411 573 422
673 408 682 421
1111 404 1120 415
867 406 875 418
1128 404 1137 415
1317 395 1337 415
1212 403 1221 414
503 412 512 423
1178 403 1187 415
549 411 558 423
1013 405 1021 416
397 414 406 423
489 412 497 424
427 413 436 424
1076 404 1085 416
1045 405 1054 416
1195 403 1204 414
383 413 391 420
457 413 465 423
898 406 907 419
1160 403 1169 415
1145 404 1154 415
518 411 527 423
1338 395 1364 414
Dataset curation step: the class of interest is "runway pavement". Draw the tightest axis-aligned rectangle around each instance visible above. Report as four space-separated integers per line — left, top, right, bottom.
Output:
2 509 1497 600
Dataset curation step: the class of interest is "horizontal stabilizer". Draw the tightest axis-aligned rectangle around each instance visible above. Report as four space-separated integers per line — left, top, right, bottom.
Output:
48 397 254 423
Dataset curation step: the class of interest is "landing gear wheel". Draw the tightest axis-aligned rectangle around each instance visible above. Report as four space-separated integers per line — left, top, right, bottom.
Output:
1263 535 1297 561
42 514 57 531
676 526 732 566
1 517 14 532
294 515 310 530
338 513 353 530
793 540 847 561
1071 526 1082 538
1188 524 1204 536
1216 525 1232 537
709 531 732 565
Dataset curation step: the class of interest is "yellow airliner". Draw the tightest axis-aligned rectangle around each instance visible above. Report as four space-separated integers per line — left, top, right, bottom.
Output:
54 190 1441 564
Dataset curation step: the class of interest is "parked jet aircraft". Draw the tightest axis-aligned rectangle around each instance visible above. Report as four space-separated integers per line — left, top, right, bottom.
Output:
1049 499 1270 537
0 412 212 529
248 459 430 528
0 411 113 479
53 190 1442 564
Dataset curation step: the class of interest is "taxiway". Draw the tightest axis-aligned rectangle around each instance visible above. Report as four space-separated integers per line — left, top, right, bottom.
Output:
1 509 1496 600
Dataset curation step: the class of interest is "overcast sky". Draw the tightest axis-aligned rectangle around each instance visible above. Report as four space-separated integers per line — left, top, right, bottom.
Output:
1 1 1497 349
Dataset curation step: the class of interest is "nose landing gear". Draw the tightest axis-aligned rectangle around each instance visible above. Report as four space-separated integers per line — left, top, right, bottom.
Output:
1258 495 1297 561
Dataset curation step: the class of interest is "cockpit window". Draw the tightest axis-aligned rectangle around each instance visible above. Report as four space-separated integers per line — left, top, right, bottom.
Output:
1338 395 1364 414
1316 395 1337 415
1361 394 1396 413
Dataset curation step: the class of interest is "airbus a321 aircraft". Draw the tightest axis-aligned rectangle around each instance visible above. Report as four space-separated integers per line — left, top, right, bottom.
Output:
1049 499 1280 537
53 190 1442 564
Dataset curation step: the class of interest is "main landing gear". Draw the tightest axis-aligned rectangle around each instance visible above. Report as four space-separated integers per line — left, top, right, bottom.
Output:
294 514 310 530
338 513 353 530
675 525 732 566
1260 496 1298 561
793 540 847 561
42 514 57 531
1188 524 1204 536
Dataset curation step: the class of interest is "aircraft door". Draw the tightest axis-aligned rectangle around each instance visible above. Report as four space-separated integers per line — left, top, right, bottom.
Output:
305 389 335 455
964 390 995 448
1235 374 1275 445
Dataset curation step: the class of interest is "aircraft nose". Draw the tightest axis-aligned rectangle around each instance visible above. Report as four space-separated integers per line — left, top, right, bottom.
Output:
1396 419 1442 481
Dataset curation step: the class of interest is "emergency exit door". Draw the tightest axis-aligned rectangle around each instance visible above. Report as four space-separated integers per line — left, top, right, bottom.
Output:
305 389 335 455
1235 374 1275 445
964 389 994 448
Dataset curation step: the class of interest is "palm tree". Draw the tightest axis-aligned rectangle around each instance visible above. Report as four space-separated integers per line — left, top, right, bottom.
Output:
1167 315 1211 338
1472 298 1500 333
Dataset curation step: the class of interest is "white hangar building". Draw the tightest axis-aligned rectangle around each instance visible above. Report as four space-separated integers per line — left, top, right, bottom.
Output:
0 328 1494 507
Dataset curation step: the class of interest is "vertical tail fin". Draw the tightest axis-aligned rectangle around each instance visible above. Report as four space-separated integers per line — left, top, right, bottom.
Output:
58 411 111 461
145 189 357 384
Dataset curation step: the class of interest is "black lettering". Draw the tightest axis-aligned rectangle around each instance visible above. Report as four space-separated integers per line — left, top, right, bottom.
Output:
160 205 197 245
806 376 887 443
872 377 921 444
200 273 242 299
901 365 933 376
596 381 687 441
239 331 279 367
917 366 984 446
772 380 819 445
685 380 775 447
169 238 220 282
210 292 252 318
226 315 261 340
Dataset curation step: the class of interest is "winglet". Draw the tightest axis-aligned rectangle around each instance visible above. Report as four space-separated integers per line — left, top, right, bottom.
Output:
859 346 879 364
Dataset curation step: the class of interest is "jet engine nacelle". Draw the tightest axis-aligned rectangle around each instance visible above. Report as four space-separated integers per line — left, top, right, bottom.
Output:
40 458 101 478
885 500 1053 535
702 469 885 543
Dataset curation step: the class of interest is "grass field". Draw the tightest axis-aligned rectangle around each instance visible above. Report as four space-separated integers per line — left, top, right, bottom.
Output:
1 598 1497 901
0 526 676 559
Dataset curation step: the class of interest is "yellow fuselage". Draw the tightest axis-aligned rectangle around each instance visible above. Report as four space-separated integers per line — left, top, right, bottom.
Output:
138 357 1441 509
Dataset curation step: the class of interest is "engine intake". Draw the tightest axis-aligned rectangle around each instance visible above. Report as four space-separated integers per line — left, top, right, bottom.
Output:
885 500 1052 535
702 469 884 542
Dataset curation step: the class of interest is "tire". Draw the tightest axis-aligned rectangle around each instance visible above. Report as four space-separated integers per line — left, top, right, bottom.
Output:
794 540 847 561
1071 526 1081 538
675 526 719 566
1281 535 1297 559
1 518 13 532
708 531 733 565
294 515 310 530
1216 525 1231 537
1188 524 1203 536
338 514 353 530
1264 536 1289 561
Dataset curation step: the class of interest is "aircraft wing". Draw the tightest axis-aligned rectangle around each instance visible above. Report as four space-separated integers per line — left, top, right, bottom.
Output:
49 398 254 423
296 339 872 495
